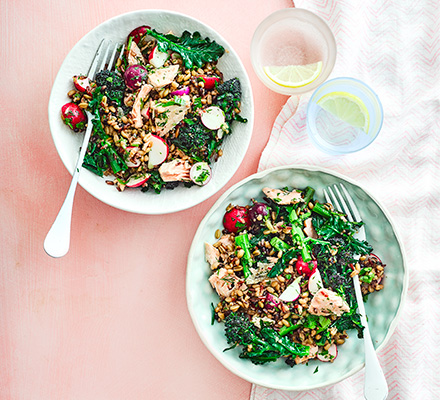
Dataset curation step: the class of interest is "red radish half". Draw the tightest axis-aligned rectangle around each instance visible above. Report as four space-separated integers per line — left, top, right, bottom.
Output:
308 269 324 295
223 206 250 233
296 256 317 277
200 106 226 130
190 162 212 186
170 86 190 96
279 277 302 302
147 135 169 168
128 25 150 44
197 75 220 90
73 75 91 93
124 64 148 90
149 45 170 68
317 344 338 362
61 102 87 131
126 173 150 188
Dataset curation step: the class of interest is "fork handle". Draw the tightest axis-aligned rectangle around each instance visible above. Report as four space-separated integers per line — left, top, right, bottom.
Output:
363 323 389 399
354 275 389 400
43 125 93 258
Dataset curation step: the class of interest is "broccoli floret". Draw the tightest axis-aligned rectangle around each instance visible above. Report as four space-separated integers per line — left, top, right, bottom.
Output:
215 78 246 123
174 118 215 160
224 313 310 365
217 78 241 97
225 313 257 345
164 181 180 190
95 70 125 105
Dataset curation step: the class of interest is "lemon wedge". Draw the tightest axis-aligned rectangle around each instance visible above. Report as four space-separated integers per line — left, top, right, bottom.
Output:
317 91 370 132
263 62 323 88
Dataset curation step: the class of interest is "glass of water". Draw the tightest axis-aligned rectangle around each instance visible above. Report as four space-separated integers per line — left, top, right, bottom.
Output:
306 77 383 154
250 8 337 96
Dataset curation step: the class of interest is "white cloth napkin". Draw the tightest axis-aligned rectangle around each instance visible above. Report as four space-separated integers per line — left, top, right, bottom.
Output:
252 0 440 399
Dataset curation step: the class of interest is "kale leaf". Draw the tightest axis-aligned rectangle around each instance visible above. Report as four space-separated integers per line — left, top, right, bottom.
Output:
95 70 125 105
147 29 225 69
83 141 107 176
333 310 364 338
312 236 365 339
174 117 215 161
215 78 247 123
82 99 127 176
312 208 373 256
224 313 309 365
141 170 166 194
268 248 298 278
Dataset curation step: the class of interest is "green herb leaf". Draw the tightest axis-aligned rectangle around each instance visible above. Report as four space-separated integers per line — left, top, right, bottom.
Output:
147 29 225 69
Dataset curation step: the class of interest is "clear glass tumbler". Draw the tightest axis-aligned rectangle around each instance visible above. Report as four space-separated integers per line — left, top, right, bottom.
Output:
250 8 337 95
307 77 384 154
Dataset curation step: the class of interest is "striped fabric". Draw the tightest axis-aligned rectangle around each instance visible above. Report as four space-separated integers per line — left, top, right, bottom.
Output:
253 0 440 399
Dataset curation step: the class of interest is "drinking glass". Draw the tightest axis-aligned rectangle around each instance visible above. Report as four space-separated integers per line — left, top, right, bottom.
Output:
250 8 337 95
307 77 384 154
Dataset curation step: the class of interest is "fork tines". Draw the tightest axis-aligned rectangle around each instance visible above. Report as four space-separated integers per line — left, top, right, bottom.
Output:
324 183 361 224
87 39 124 78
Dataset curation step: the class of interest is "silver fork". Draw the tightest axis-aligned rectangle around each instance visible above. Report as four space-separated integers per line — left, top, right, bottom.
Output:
324 183 388 400
44 39 124 258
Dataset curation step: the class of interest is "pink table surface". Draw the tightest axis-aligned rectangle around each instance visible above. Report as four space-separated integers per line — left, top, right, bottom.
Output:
0 0 292 399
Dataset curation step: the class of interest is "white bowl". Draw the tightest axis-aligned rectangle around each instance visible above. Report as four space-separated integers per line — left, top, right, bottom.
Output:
186 165 407 391
48 10 254 214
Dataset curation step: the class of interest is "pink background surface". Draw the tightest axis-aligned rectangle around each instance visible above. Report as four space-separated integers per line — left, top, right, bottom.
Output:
0 0 293 399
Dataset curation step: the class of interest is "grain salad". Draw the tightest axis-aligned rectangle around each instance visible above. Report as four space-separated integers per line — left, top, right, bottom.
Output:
60 25 247 193
205 186 386 366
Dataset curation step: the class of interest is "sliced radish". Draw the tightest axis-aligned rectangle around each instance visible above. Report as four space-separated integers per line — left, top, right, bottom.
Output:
200 106 226 130
126 173 150 188
170 86 190 96
317 344 338 362
369 253 382 263
125 146 141 168
73 75 91 93
197 75 220 90
149 45 170 68
190 162 212 186
127 160 140 168
265 293 281 310
308 269 324 295
279 277 302 302
141 105 150 120
147 134 169 168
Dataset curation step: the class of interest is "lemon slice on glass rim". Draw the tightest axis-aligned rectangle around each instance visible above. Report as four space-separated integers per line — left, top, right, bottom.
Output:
263 62 323 88
317 91 370 133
